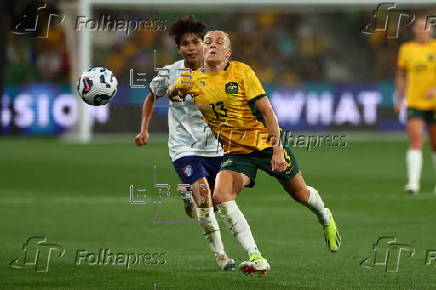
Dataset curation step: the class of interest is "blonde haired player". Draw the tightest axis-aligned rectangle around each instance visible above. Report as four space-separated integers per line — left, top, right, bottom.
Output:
168 30 341 275
395 15 436 194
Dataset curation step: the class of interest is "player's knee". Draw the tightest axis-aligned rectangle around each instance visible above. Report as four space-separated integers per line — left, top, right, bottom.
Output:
409 144 423 150
408 136 423 149
212 190 236 205
196 181 212 208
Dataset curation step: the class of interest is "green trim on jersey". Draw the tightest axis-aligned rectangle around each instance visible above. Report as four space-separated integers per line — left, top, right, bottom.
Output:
248 94 267 126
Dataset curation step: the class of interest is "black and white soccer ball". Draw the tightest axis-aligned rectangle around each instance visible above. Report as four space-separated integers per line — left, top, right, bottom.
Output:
77 67 118 106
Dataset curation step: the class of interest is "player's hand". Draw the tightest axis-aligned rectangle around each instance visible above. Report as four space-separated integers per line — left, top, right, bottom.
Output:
394 103 402 114
166 84 185 102
135 130 149 146
271 146 287 172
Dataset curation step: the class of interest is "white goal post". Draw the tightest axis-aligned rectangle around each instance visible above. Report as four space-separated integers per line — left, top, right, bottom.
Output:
78 0 91 143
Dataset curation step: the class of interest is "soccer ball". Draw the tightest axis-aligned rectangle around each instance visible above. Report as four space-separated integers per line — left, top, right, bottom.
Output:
77 67 118 106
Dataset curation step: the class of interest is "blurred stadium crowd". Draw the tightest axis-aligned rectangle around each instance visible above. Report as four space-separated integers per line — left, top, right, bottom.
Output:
5 1 417 86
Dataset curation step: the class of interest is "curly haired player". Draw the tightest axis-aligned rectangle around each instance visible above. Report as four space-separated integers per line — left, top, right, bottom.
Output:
135 18 235 271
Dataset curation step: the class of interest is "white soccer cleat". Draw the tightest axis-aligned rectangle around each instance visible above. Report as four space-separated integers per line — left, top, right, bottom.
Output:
216 254 236 271
404 184 419 195
240 255 270 276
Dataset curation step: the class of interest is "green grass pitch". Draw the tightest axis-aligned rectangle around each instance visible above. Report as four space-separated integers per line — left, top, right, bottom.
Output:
1 136 436 289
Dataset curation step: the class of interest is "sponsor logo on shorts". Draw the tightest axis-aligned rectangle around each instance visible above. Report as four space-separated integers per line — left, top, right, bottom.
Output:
183 165 193 177
221 159 233 167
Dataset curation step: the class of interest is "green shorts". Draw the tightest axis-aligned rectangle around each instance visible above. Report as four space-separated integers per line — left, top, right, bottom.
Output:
219 143 300 188
407 108 436 124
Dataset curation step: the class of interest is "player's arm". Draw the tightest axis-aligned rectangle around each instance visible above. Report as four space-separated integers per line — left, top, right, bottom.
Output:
395 68 407 113
254 97 287 172
167 73 193 102
244 65 287 172
135 91 159 146
135 71 169 146
395 44 407 113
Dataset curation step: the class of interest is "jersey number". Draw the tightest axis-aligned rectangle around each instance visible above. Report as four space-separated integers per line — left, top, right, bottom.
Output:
211 102 227 119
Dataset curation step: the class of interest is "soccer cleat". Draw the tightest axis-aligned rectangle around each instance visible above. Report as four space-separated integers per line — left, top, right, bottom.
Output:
323 208 341 253
216 254 236 271
404 184 419 195
177 186 196 218
239 254 270 276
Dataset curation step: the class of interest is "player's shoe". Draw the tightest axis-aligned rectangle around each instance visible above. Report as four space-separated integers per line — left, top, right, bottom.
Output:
404 184 419 195
323 208 341 253
177 186 196 218
239 253 270 276
216 254 236 271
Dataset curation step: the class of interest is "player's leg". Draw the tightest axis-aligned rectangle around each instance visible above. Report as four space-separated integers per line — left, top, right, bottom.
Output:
213 162 270 275
428 120 436 194
191 177 234 270
213 170 258 254
277 173 340 252
256 138 340 252
173 156 205 218
277 173 328 221
405 113 424 193
173 156 234 270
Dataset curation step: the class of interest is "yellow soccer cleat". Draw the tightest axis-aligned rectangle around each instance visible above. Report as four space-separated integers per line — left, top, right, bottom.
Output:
323 208 341 252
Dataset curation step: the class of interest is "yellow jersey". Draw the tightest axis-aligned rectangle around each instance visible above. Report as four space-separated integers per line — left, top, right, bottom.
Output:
397 40 436 110
175 61 272 154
